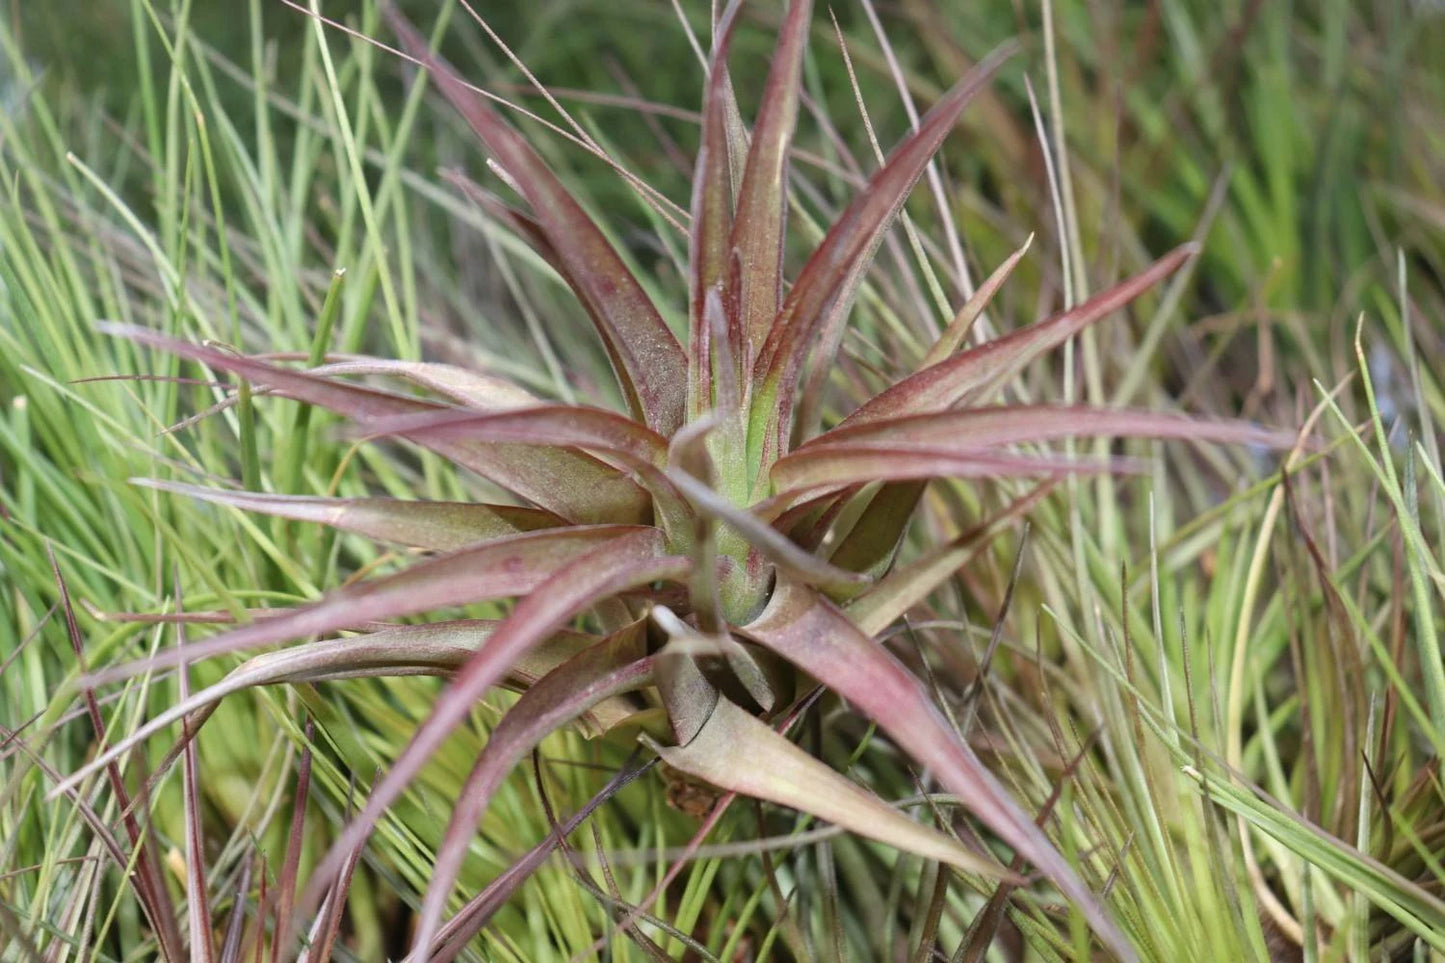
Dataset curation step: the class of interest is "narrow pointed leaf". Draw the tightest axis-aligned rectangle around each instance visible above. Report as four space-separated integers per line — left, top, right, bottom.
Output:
731 0 812 353
412 627 656 953
844 482 1056 636
357 404 669 465
58 622 631 798
751 45 1016 464
920 233 1033 367
296 532 690 918
649 697 1017 879
840 244 1199 427
807 405 1295 452
744 583 1132 958
688 0 746 416
134 479 562 551
823 481 925 592
771 445 1119 497
443 169 568 278
389 12 686 433
309 357 542 410
416 754 654 963
102 324 650 524
77 526 655 689
176 614 215 963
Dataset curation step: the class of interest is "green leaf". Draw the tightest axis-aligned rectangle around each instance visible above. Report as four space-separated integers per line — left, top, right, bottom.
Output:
647 697 1018 879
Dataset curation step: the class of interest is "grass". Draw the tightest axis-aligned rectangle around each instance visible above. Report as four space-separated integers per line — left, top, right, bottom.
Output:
2 0 1444 960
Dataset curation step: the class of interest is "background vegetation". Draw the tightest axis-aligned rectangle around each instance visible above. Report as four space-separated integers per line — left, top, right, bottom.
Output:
2 0 1443 959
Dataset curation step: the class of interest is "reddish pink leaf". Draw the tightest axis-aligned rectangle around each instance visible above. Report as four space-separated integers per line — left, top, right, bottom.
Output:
771 444 1122 497
730 0 812 355
77 526 656 688
134 479 562 551
356 403 669 465
411 625 655 954
807 405 1295 452
388 12 687 434
688 0 746 416
743 582 1132 958
840 244 1199 427
101 324 650 525
295 532 689 920
748 45 1016 466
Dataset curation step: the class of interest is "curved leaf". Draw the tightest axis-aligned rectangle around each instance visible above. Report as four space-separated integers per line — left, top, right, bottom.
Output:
749 44 1016 468
840 244 1199 427
743 582 1133 959
688 0 746 416
807 405 1295 452
648 697 1018 880
357 403 669 465
55 622 632 799
308 357 542 410
388 12 687 434
133 479 562 551
77 526 656 688
293 532 689 919
771 444 1120 497
730 0 812 355
101 323 650 524
411 625 656 954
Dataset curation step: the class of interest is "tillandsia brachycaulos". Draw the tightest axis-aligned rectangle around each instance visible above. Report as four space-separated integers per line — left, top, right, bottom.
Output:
62 0 1293 957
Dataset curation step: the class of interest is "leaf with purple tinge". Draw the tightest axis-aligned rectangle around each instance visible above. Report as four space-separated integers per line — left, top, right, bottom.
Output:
133 479 563 551
770 444 1123 498
355 403 670 465
742 581 1134 960
730 0 811 357
292 532 690 922
101 322 650 524
687 0 746 417
176 608 215 963
648 696 1018 878
748 43 1017 469
806 404 1296 452
56 620 644 799
388 11 687 434
410 623 656 955
411 752 655 963
69 526 656 693
308 356 543 410
840 244 1200 427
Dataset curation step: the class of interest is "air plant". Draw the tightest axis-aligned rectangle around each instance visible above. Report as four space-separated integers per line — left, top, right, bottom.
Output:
60 0 1293 958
